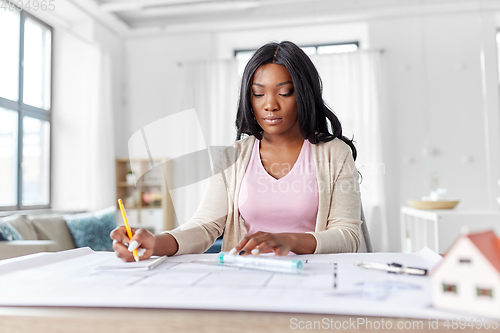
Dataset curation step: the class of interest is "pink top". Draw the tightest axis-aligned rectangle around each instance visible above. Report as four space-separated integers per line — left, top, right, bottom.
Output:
238 139 319 235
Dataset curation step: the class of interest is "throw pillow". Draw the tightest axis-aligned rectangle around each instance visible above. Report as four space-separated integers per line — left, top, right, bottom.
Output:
65 206 117 251
2 215 37 240
0 221 24 241
31 215 76 251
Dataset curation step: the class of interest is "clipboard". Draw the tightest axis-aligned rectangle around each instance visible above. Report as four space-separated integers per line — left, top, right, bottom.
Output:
96 256 168 271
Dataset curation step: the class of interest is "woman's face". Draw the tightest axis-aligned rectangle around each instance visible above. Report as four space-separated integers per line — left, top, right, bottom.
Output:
251 63 299 137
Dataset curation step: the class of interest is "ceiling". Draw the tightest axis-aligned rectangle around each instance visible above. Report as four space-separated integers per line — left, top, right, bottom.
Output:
72 0 500 35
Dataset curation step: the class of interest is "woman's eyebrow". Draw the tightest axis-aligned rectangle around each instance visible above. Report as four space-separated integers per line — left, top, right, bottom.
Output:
276 81 293 87
252 81 293 87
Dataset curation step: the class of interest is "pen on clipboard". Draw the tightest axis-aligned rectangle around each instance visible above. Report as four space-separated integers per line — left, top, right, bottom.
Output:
118 198 139 263
147 256 168 270
356 262 428 276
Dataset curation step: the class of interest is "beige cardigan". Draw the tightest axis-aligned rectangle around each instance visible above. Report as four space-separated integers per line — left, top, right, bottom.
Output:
165 135 362 255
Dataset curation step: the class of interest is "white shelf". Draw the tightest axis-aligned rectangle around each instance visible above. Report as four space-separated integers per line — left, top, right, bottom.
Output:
116 158 175 232
400 207 500 254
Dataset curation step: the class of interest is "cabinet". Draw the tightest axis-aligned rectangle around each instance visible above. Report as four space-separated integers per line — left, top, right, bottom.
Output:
115 159 175 233
400 206 500 254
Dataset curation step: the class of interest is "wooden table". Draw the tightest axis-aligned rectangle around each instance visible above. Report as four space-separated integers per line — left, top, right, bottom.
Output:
0 307 495 333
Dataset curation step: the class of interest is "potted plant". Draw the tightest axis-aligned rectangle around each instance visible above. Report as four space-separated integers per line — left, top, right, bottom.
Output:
126 170 135 185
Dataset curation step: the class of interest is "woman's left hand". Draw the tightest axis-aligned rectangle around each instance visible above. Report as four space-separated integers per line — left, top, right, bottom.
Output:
233 231 297 256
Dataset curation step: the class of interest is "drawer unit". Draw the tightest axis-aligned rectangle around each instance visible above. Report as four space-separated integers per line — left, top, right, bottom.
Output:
140 209 164 233
116 209 139 228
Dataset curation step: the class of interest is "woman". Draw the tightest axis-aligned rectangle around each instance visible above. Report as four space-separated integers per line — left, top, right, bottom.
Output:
111 41 362 260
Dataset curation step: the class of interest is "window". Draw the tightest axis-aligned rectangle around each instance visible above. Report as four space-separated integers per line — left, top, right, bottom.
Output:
0 4 52 210
497 31 500 83
477 288 493 298
235 42 359 76
442 283 457 293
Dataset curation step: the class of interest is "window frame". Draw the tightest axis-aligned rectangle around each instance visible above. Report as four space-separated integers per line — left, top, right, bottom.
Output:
0 8 53 211
234 41 359 77
476 287 493 297
442 283 457 293
234 41 360 57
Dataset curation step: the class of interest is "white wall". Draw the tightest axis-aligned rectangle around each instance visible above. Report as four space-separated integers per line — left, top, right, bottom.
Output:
123 33 215 141
369 12 500 250
122 10 500 251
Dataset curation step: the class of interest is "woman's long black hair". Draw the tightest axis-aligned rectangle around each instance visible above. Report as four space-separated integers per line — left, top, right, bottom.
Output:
235 41 357 160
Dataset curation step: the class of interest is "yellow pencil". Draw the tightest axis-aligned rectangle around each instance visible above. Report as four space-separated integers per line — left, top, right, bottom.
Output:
118 198 139 263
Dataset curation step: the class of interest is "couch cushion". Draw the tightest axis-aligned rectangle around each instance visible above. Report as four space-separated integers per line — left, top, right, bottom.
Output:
30 215 75 251
0 221 23 241
1 215 37 240
0 240 60 260
65 206 116 251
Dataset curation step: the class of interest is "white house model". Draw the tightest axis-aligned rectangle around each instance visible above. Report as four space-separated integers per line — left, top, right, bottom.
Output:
432 230 500 318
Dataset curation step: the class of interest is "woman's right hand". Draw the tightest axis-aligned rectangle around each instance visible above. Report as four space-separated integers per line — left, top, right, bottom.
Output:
110 226 156 262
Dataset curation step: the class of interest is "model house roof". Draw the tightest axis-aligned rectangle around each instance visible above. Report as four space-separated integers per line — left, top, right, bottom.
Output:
432 230 500 275
466 230 500 275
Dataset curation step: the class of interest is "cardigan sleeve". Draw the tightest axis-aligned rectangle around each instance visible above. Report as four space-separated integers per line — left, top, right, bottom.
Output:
162 147 238 255
163 171 228 255
307 147 362 254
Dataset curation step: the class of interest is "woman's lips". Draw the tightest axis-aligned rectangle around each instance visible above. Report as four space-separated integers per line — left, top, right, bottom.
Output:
263 117 282 124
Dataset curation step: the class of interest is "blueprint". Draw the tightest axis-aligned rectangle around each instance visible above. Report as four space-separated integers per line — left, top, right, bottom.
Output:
0 247 467 319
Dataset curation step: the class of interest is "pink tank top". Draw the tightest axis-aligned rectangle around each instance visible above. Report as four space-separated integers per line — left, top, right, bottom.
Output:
238 139 319 235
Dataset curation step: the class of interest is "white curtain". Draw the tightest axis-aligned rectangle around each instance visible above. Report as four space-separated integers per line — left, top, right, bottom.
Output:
173 59 239 225
311 51 388 252
52 32 115 212
180 59 239 147
87 47 116 211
